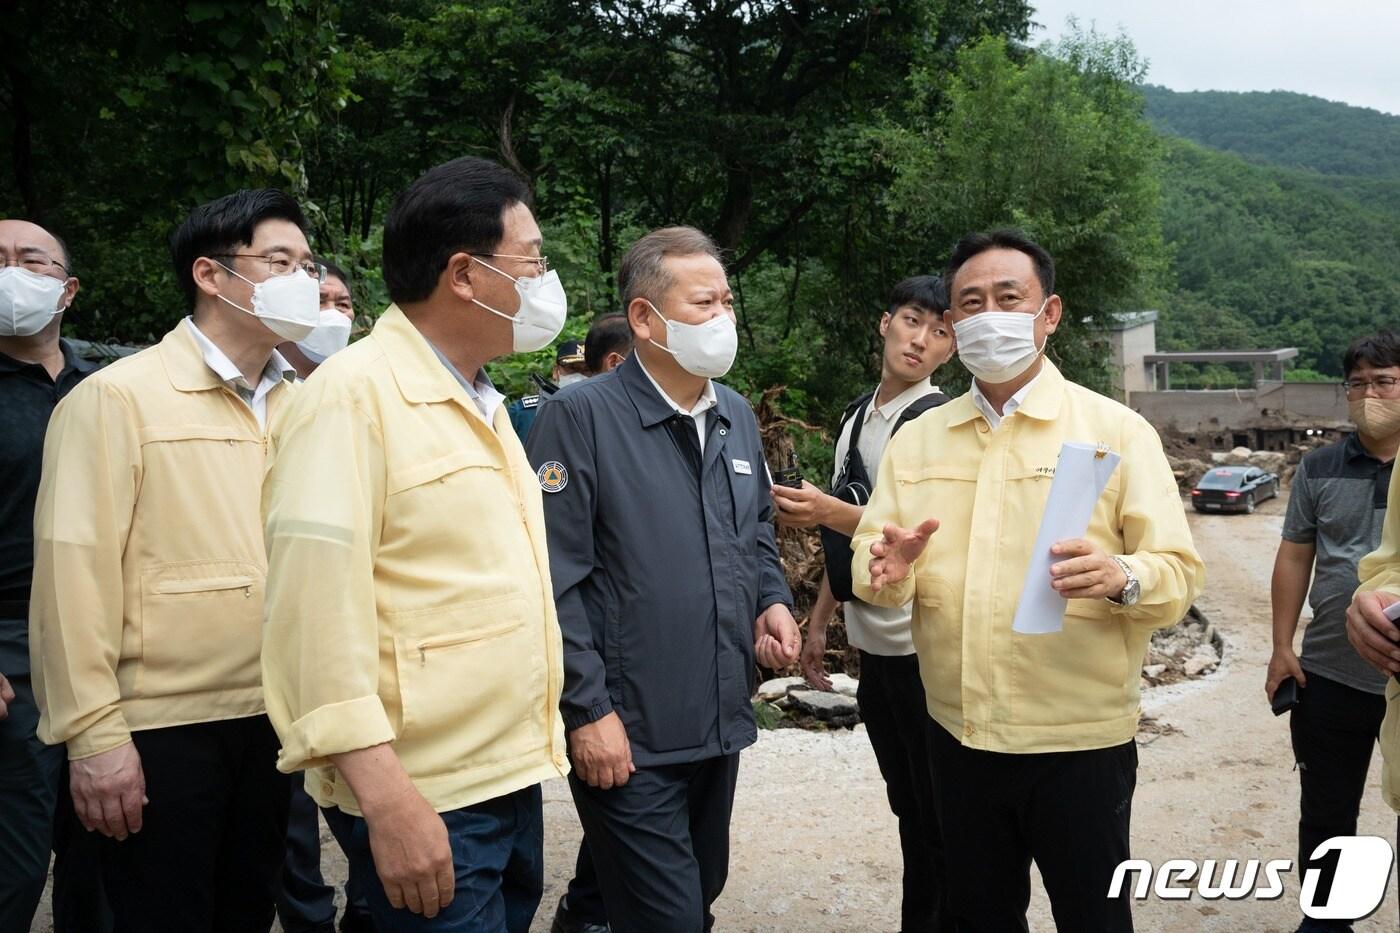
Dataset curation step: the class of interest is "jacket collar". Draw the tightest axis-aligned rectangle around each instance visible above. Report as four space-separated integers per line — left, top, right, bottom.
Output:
947 358 1067 427
160 318 295 393
618 353 733 430
160 319 230 392
373 304 477 405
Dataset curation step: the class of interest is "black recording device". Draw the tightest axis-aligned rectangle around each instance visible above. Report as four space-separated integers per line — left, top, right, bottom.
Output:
771 452 804 489
1271 676 1299 716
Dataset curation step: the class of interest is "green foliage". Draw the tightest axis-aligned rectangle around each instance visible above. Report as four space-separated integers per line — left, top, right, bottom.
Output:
1153 134 1400 376
1284 367 1334 383
880 28 1168 393
1143 86 1400 179
3 2 1172 453
752 699 787 730
0 0 353 342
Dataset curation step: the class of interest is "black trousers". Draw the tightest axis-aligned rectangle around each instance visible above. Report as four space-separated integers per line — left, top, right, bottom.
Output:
929 721 1137 933
858 651 952 933
276 777 376 933
0 672 111 933
1290 669 1391 932
276 777 335 932
561 837 606 924
99 715 292 933
569 753 739 933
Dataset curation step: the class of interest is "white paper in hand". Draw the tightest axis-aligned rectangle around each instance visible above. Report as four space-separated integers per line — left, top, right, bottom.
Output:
1011 442 1122 635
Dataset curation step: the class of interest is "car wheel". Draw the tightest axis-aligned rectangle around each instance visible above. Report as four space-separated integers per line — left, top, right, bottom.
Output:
1245 494 1256 514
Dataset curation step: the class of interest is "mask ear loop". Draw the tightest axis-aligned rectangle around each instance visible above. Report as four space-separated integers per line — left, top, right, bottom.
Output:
643 299 677 358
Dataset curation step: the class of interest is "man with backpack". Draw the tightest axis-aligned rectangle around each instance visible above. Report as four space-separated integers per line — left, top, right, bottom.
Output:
771 274 955 933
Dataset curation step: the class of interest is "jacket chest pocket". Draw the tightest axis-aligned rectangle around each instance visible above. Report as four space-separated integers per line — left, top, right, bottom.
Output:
138 560 264 698
386 448 526 577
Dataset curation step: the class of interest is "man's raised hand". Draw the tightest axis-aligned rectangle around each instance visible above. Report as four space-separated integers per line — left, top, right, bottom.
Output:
868 519 939 592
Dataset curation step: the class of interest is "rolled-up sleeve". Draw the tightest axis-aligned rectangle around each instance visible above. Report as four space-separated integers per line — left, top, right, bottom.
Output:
1359 461 1400 598
525 398 611 731
1111 419 1206 627
851 430 918 609
29 381 140 759
261 398 393 772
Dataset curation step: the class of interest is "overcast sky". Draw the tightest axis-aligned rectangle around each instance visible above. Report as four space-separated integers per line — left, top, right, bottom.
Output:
1029 1 1400 116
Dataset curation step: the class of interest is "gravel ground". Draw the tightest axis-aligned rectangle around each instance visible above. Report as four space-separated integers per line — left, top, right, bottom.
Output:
32 490 1400 931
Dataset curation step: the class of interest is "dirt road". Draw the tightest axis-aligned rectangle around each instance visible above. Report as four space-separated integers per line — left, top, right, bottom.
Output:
33 491 1400 931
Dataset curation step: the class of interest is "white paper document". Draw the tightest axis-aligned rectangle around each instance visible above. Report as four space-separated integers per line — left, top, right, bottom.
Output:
1011 442 1122 635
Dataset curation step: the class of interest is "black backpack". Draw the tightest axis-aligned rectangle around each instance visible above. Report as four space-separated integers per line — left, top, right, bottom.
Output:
819 389 948 602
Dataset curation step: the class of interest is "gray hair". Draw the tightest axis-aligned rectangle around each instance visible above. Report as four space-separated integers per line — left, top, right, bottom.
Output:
617 226 721 308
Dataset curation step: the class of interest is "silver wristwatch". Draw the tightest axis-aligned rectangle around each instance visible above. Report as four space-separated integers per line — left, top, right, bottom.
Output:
1107 556 1141 607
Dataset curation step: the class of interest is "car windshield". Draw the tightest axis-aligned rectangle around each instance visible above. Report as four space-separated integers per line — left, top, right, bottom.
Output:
1198 470 1245 490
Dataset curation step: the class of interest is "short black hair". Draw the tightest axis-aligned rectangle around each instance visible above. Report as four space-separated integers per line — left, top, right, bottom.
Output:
49 229 72 274
382 157 532 304
584 313 634 373
1343 331 1400 377
886 275 948 317
169 189 308 311
318 258 351 288
944 229 1055 300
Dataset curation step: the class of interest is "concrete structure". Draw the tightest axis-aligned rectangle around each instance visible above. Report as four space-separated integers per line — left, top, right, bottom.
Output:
1096 313 1346 451
1143 348 1298 391
1131 381 1350 451
1103 310 1158 403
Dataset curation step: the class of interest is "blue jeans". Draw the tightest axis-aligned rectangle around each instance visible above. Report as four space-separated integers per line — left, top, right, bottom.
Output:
342 784 543 932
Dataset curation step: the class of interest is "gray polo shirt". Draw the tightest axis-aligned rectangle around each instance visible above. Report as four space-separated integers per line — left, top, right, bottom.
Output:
1282 434 1393 694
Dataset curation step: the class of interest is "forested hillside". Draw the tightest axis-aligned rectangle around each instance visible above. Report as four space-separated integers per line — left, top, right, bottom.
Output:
1146 87 1400 378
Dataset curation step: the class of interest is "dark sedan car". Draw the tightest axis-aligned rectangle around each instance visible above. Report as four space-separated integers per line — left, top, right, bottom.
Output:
1191 465 1280 514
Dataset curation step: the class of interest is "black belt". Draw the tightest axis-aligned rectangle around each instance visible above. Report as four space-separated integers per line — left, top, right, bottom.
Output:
0 600 29 620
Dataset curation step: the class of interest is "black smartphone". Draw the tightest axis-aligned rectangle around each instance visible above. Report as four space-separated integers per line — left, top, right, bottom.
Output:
771 452 804 489
1271 676 1300 716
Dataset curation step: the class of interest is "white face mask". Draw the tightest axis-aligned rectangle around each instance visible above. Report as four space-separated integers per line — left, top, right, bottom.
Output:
215 262 321 342
644 300 739 379
557 371 588 388
471 258 568 353
953 297 1049 384
0 267 69 337
296 308 353 362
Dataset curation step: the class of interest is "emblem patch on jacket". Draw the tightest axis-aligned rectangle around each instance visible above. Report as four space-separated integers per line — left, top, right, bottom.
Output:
537 461 568 493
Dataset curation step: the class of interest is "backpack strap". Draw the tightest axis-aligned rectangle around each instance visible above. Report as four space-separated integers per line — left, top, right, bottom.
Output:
891 390 949 437
836 391 875 478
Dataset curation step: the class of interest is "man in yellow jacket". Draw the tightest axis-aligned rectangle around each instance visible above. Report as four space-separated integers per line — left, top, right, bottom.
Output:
29 189 319 929
852 230 1204 932
1345 411 1400 879
261 156 569 932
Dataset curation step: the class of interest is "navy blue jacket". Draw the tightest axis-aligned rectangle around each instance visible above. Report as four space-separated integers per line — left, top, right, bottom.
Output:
525 354 791 766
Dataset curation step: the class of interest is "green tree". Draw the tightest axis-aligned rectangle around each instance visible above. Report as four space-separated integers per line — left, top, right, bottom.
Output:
880 27 1168 393
0 0 352 341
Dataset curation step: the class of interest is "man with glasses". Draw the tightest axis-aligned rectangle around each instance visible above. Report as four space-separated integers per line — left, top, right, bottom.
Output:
29 190 314 930
277 258 356 382
261 156 569 931
1270 332 1400 933
0 219 109 933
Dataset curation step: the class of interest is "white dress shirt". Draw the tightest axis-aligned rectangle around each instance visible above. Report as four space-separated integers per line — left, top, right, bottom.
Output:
185 318 293 429
636 354 719 452
427 342 506 426
970 370 1043 431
